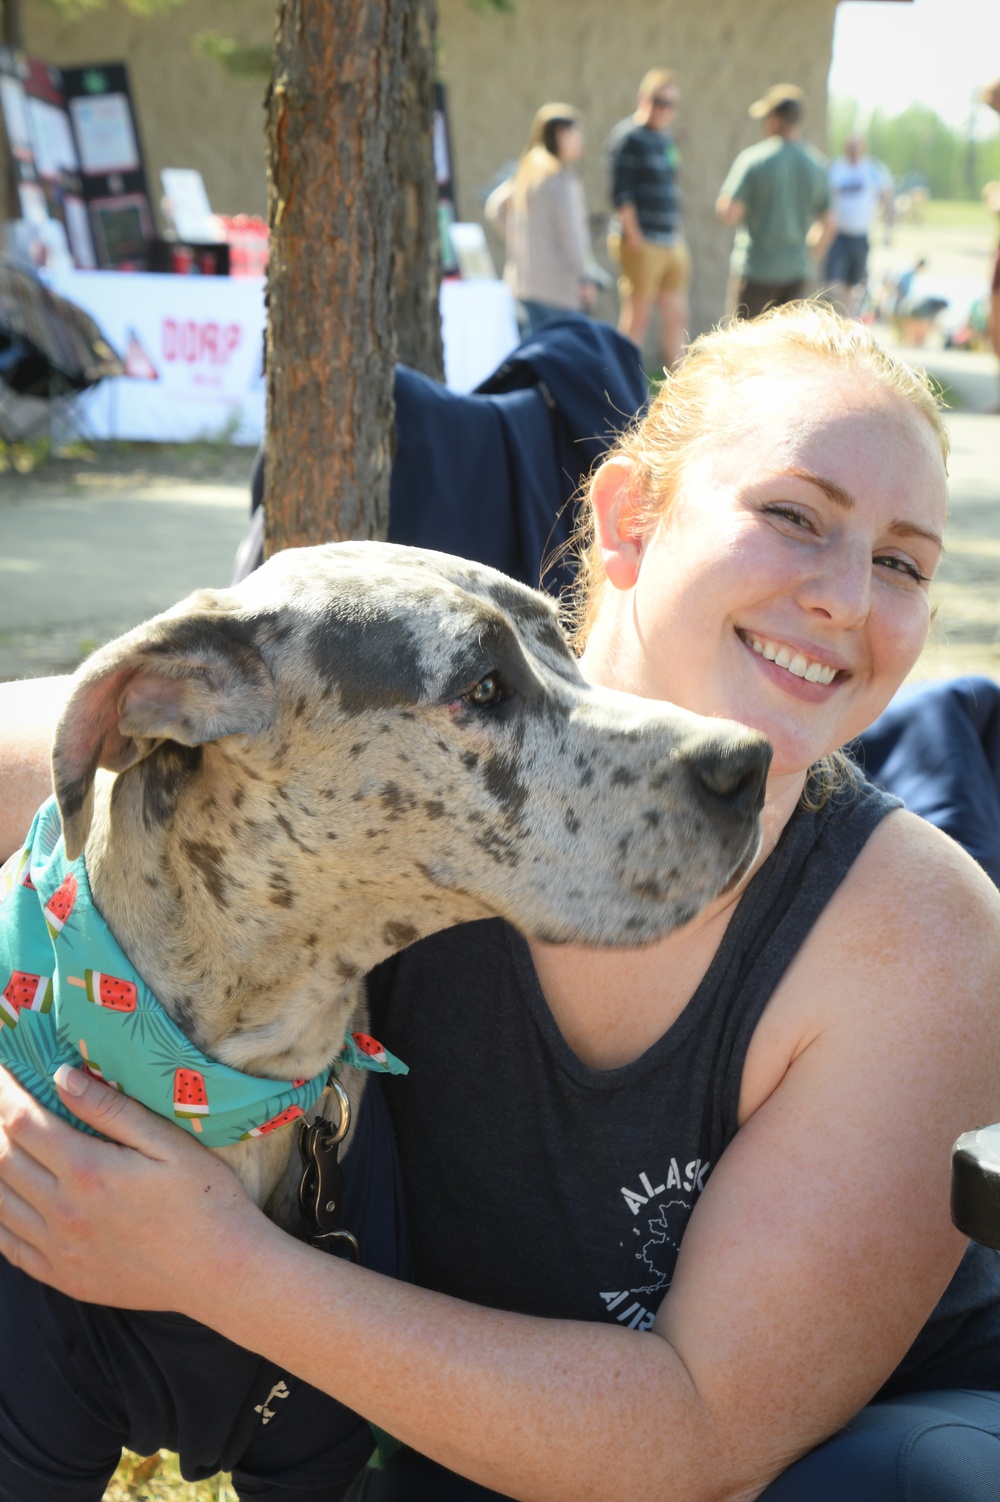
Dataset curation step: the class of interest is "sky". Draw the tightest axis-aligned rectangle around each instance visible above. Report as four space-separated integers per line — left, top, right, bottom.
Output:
828 0 1000 134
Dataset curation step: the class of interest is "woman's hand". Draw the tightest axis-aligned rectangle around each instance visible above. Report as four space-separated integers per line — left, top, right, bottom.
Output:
0 1063 266 1317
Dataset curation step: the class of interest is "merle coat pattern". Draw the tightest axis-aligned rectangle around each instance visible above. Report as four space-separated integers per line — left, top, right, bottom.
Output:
49 541 769 1223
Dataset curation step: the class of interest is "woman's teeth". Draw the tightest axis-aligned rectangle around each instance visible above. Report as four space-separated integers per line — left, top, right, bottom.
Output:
750 637 837 685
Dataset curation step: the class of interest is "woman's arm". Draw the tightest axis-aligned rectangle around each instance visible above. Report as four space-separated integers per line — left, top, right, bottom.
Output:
0 675 72 859
2 813 998 1502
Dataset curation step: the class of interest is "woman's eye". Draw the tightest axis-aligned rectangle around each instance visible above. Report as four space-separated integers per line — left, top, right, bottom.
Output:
763 504 814 530
874 555 929 584
462 674 506 708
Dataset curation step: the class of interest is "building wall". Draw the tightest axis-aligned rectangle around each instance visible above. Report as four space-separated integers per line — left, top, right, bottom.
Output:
17 0 839 335
438 0 840 337
20 0 275 221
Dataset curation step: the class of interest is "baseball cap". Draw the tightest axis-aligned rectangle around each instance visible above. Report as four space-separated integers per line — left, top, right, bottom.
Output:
748 83 804 119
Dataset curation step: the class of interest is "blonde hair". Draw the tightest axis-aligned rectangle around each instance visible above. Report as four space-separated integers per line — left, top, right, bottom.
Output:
511 103 580 210
566 301 949 802
639 68 675 100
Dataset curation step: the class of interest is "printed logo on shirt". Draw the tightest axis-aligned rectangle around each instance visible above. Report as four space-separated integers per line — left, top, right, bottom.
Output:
598 1155 711 1329
254 1379 291 1425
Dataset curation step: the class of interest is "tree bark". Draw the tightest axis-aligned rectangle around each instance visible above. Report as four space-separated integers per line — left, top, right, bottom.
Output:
264 0 405 556
393 0 444 380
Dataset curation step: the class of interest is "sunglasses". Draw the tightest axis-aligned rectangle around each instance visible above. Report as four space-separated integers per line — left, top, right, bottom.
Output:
651 95 679 109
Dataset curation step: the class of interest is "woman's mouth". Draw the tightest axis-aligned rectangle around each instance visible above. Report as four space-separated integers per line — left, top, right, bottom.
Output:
739 631 841 685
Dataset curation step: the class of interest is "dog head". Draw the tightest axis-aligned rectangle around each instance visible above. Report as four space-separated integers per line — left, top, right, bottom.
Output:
53 542 770 951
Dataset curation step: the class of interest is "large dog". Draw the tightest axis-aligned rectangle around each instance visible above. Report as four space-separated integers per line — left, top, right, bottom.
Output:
0 542 769 1496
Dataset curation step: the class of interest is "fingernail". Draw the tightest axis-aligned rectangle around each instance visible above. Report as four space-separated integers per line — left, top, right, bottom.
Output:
54 1064 87 1097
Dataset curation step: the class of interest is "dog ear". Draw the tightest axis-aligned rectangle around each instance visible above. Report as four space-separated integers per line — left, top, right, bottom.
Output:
53 599 278 860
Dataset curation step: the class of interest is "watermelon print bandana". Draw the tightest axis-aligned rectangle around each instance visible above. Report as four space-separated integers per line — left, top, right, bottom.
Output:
0 799 406 1148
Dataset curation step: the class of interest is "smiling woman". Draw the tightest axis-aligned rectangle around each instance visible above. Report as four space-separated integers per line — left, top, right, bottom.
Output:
573 304 949 785
1 305 1000 1502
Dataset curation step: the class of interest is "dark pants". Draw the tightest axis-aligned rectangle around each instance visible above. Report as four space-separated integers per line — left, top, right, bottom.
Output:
0 1082 410 1502
824 232 870 290
346 1391 1000 1501
733 278 807 320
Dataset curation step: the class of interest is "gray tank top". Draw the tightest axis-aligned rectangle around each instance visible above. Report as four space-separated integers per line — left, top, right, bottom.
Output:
368 771 1000 1392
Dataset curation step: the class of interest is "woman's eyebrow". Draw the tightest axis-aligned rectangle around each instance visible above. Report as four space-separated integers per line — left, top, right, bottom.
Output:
783 467 944 552
784 466 854 508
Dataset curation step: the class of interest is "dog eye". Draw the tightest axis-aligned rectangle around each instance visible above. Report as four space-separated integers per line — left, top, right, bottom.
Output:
462 673 506 709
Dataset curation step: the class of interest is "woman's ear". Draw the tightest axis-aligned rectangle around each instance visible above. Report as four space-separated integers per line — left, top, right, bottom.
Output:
589 457 644 590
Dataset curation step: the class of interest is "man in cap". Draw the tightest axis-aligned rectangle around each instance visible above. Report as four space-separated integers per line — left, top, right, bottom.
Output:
605 68 689 368
716 84 831 320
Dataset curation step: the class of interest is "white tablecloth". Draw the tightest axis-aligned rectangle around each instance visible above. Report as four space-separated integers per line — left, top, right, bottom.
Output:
43 270 519 443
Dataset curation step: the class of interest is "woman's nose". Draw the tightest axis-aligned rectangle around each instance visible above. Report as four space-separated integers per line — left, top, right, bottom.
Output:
797 545 871 628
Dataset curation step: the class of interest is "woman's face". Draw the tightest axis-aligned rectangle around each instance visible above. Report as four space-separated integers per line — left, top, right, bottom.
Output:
586 362 948 778
555 123 584 162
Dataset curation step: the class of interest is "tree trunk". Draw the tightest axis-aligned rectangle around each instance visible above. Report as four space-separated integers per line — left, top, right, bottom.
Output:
264 0 405 556
393 0 444 379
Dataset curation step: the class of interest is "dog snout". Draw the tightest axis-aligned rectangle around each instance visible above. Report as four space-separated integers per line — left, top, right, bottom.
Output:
685 731 771 818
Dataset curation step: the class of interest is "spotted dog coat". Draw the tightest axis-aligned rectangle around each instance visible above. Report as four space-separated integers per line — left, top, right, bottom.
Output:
47 541 770 1223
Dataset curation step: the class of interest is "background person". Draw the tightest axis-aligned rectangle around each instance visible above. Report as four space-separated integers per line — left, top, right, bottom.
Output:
716 83 832 320
986 182 1000 411
485 103 596 335
3 307 1000 1502
605 68 690 369
824 135 894 316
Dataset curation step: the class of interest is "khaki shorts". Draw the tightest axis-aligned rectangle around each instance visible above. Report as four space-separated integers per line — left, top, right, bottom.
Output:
609 235 691 298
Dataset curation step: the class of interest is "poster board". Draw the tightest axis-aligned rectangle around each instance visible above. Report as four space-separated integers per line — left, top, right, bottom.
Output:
58 62 154 269
0 48 94 268
434 81 459 276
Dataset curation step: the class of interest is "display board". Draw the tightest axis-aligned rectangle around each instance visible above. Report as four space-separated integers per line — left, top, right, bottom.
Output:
0 48 94 268
0 53 152 270
434 81 459 277
59 62 154 269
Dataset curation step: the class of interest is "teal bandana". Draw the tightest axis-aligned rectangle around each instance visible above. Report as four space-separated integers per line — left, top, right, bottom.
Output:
0 798 406 1148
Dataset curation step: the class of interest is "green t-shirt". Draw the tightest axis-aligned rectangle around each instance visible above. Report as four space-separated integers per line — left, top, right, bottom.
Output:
720 136 829 284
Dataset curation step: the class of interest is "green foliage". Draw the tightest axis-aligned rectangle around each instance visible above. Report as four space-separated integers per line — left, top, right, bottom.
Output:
830 97 1000 201
36 0 189 15
192 29 272 81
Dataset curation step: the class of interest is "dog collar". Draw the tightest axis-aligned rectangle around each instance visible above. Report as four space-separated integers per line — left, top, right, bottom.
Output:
0 798 404 1148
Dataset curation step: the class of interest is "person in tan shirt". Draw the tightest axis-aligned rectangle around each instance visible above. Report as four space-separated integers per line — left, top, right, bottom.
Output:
486 103 596 333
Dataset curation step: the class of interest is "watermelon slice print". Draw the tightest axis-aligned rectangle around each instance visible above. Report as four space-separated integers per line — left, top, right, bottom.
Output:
1 970 53 1029
350 1032 388 1066
0 847 32 902
44 873 79 938
174 1067 209 1132
338 1030 407 1073
77 1039 123 1093
68 970 138 1013
240 1103 304 1140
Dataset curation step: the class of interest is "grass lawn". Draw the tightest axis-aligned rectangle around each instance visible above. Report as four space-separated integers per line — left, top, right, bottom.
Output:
917 198 995 234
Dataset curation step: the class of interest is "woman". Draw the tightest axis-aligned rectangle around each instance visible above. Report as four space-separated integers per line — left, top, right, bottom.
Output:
2 304 1000 1502
485 103 597 333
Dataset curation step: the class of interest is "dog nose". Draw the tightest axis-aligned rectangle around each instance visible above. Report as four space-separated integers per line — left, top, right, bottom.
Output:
687 733 771 816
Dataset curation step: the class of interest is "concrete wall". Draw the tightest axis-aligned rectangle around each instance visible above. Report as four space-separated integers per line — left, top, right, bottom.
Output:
16 0 839 336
